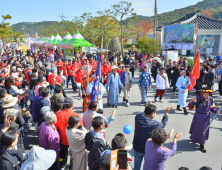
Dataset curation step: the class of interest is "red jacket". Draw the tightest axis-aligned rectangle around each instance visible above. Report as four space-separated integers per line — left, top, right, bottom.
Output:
76 69 86 83
24 69 31 81
48 74 56 85
56 76 62 85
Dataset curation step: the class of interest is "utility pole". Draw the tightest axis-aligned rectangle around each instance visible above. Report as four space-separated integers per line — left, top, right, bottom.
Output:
153 0 157 39
58 12 68 32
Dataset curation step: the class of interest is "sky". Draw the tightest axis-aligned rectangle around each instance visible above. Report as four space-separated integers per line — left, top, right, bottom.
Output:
1 0 202 25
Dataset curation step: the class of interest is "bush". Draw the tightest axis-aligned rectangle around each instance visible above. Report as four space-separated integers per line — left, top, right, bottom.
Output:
187 58 194 66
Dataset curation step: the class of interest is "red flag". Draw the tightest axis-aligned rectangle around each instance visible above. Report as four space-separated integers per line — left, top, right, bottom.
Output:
187 46 201 91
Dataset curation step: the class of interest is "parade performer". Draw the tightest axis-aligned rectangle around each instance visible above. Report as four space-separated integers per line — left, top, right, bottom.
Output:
86 75 106 110
188 88 220 153
81 69 93 112
138 65 152 104
106 65 123 108
155 68 169 102
120 65 133 107
176 69 191 115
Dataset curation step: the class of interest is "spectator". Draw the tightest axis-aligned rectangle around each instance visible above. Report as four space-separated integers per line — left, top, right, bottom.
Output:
66 116 88 170
48 69 56 96
215 52 221 64
133 104 173 170
199 167 212 170
85 116 111 170
50 85 64 109
8 77 25 95
38 111 60 170
52 98 64 113
34 88 50 127
54 97 83 169
178 168 189 170
143 128 183 170
0 126 22 170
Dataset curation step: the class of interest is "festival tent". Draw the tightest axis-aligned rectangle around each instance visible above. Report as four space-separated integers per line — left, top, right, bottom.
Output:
63 30 93 49
56 32 72 48
32 37 49 46
44 34 55 47
47 33 62 48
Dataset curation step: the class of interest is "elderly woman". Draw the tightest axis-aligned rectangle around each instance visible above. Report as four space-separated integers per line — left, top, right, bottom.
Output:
38 111 60 170
143 128 182 170
66 116 88 170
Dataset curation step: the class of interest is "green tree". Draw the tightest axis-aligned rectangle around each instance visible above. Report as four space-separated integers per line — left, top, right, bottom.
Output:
136 37 160 54
112 1 138 57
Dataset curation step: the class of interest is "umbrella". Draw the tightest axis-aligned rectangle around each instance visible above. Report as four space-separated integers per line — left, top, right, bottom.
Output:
17 45 31 50
201 53 214 59
153 57 162 63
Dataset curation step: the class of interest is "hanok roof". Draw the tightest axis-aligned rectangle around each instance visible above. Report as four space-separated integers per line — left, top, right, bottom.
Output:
157 11 222 31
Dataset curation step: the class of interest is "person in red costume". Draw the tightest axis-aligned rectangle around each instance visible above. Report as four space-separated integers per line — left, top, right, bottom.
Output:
55 58 63 72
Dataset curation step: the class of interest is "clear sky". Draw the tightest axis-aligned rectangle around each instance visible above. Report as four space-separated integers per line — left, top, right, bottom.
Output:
1 0 202 25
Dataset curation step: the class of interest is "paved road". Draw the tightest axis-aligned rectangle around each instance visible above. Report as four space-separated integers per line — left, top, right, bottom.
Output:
25 70 222 170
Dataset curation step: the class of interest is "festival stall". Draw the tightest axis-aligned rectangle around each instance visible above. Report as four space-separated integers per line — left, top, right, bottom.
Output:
63 30 93 49
44 34 55 47
56 32 72 48
47 33 62 48
32 37 49 47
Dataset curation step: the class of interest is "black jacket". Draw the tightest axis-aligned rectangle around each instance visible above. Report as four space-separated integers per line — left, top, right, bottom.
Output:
0 146 22 170
34 98 50 122
85 131 111 170
205 69 215 86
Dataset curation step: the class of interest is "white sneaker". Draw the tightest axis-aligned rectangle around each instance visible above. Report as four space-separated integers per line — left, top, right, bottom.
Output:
119 94 122 97
127 94 130 98
160 99 163 102
126 103 130 107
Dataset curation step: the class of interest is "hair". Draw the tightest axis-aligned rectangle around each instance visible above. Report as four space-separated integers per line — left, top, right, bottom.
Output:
41 87 49 97
44 111 56 124
0 88 7 99
45 64 48 67
54 85 62 93
34 63 39 69
152 128 168 145
88 101 98 110
178 168 190 170
0 127 17 148
67 116 80 130
115 133 125 138
96 109 103 115
29 78 36 90
199 167 212 170
38 86 44 95
0 76 5 84
53 98 64 112
144 104 157 115
22 80 28 88
17 85 22 89
112 136 127 150
57 71 62 76
32 68 37 73
92 116 104 130
7 77 15 89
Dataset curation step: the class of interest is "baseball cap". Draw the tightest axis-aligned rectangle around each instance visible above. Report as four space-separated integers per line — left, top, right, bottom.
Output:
64 97 74 108
51 68 56 72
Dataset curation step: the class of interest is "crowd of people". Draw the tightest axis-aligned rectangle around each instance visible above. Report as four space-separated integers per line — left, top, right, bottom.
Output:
0 46 219 170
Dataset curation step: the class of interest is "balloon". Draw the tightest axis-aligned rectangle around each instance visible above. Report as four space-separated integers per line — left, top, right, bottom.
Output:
123 125 132 134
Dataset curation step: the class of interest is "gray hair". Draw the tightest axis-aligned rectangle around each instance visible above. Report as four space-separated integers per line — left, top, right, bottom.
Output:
40 106 51 115
44 111 56 124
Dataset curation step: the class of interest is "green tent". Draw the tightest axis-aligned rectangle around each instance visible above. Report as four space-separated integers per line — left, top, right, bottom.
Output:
47 33 62 47
63 30 93 49
56 32 72 48
45 34 55 47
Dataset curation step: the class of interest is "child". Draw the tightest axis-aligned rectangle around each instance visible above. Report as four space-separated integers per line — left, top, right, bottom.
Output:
21 110 32 133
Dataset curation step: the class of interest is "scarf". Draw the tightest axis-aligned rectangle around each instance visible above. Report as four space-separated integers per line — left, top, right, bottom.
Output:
159 73 166 80
6 148 18 157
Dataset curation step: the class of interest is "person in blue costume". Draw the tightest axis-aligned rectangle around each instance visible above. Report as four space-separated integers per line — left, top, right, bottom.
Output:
176 69 191 115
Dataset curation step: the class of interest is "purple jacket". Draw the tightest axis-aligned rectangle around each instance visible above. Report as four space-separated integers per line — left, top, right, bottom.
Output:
143 139 177 170
38 122 60 160
31 94 42 118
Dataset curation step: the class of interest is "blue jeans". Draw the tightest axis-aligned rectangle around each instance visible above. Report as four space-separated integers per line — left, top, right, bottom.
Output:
141 87 148 102
134 150 145 170
49 85 55 95
77 85 82 95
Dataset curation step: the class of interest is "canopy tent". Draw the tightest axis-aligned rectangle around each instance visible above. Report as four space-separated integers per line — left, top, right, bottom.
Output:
63 30 93 49
47 33 62 48
17 45 31 50
44 34 55 47
56 32 72 48
32 37 49 46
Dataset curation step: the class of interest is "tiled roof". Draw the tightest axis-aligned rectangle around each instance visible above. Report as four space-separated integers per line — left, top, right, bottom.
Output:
157 11 222 30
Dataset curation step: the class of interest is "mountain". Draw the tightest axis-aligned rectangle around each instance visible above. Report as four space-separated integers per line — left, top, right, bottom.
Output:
138 0 222 26
11 21 56 36
11 0 222 36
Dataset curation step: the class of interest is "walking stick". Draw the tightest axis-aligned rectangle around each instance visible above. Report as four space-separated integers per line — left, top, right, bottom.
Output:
203 108 220 134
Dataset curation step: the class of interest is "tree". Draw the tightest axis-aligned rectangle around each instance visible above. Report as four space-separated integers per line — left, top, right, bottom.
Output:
112 1 138 57
136 37 160 54
13 31 23 42
108 38 121 52
202 10 214 18
134 20 154 38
